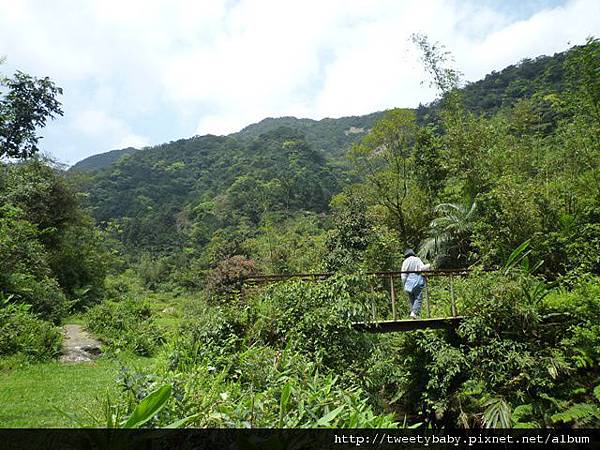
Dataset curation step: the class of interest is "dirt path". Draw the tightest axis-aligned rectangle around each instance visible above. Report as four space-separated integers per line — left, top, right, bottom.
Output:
60 324 102 363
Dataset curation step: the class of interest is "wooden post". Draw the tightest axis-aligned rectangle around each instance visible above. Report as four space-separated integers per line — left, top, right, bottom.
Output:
449 274 457 317
371 286 377 322
425 281 431 318
390 275 396 320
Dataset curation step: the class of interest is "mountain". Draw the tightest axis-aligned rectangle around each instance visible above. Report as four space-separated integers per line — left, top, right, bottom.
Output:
84 128 338 251
232 111 386 159
70 147 138 171
76 45 575 252
70 112 385 173
72 48 570 174
460 51 566 115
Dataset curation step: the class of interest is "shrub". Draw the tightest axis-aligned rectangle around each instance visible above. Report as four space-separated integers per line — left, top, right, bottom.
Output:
4 273 69 324
247 274 376 373
165 304 244 373
0 299 62 360
113 346 398 428
85 297 163 356
206 255 259 298
136 253 172 290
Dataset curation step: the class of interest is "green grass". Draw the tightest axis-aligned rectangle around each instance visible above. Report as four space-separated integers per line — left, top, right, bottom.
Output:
0 354 154 427
61 312 87 326
145 291 191 332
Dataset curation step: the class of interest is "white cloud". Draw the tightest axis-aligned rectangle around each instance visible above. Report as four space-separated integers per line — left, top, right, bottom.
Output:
71 109 149 149
118 134 150 149
0 0 599 163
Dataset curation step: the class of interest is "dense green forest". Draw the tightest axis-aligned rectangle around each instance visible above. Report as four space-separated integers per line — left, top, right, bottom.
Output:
1 38 600 429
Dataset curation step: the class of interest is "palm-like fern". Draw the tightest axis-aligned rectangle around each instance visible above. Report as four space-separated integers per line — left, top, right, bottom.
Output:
419 201 477 265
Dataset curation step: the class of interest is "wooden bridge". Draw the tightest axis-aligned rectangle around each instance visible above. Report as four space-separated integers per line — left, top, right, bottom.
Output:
242 269 469 333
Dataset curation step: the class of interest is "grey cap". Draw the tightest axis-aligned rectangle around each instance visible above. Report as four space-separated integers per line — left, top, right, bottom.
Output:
404 248 416 258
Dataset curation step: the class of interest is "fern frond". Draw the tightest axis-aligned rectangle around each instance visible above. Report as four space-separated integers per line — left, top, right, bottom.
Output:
482 398 511 428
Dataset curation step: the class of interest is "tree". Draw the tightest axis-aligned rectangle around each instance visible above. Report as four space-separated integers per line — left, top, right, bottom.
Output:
564 37 600 130
419 201 477 267
410 32 462 95
0 69 63 159
349 109 419 237
325 191 374 272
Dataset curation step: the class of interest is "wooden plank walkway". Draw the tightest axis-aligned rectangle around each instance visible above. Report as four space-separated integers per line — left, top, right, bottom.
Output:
352 316 463 333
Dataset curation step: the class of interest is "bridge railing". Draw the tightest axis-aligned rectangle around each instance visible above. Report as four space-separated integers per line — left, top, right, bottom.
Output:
242 269 471 322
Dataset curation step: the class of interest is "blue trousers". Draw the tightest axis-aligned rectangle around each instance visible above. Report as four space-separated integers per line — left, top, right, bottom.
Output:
406 280 424 315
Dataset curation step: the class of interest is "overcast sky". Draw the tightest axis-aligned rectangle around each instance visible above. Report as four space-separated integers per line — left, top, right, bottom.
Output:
1 0 599 165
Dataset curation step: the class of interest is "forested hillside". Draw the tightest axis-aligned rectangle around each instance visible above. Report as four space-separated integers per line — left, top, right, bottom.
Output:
2 37 599 430
69 147 137 172
72 45 571 175
76 44 579 260
85 128 337 254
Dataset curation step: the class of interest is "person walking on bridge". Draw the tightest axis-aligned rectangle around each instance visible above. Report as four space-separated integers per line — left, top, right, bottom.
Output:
401 249 430 319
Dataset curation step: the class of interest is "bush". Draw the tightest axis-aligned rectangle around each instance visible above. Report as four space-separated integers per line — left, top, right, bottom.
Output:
165 304 244 373
390 272 600 428
206 255 259 298
136 253 172 290
247 274 376 373
0 300 62 360
113 345 398 428
0 160 110 318
4 273 69 324
85 297 163 356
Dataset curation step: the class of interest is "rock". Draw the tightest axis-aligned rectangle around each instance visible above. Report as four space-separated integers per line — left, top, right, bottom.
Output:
60 324 102 363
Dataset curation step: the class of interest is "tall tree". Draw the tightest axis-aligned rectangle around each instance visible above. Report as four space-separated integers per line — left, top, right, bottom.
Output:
349 108 419 237
0 68 63 159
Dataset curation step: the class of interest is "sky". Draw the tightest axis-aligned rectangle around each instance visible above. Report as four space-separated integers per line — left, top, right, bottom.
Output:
1 0 599 165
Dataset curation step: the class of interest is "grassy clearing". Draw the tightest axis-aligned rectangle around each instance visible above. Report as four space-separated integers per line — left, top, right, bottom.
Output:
145 291 184 332
0 354 154 427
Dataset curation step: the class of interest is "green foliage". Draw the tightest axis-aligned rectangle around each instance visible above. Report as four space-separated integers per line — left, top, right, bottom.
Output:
482 398 512 428
419 201 477 267
249 275 374 371
70 147 138 172
325 191 374 271
410 33 462 94
85 297 162 356
391 272 600 428
6 37 600 431
0 70 63 159
244 212 327 274
102 385 196 429
550 403 600 427
0 159 109 320
84 128 337 254
4 273 69 324
135 253 172 290
349 109 428 239
114 344 397 428
0 297 62 360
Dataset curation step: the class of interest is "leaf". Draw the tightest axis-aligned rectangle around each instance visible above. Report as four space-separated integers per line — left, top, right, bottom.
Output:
512 404 533 424
316 405 345 427
278 381 293 427
551 403 600 425
504 240 530 274
122 385 172 428
164 413 200 429
482 398 511 428
594 385 600 403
